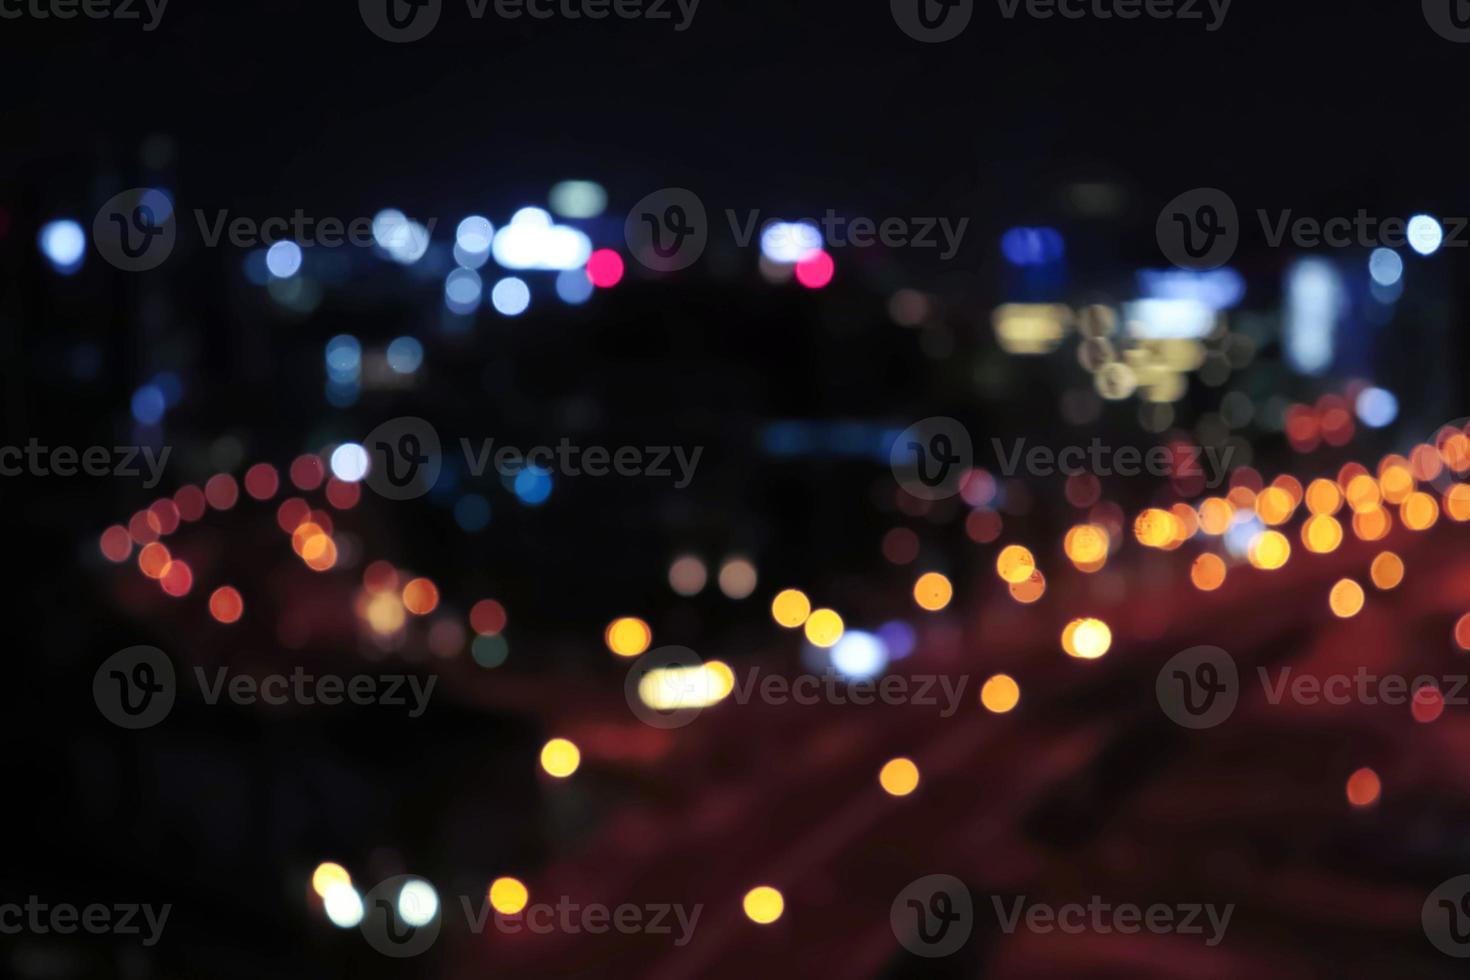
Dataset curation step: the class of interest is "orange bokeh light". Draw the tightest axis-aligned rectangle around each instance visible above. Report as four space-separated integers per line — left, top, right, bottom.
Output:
402 578 440 615
1346 767 1381 807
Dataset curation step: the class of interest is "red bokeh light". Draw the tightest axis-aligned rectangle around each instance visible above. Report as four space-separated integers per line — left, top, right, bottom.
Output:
325 477 361 510
174 485 206 522
585 249 625 288
99 525 133 563
209 586 245 624
795 250 834 289
276 497 311 533
245 462 280 500
204 474 239 511
290 454 325 492
470 599 507 636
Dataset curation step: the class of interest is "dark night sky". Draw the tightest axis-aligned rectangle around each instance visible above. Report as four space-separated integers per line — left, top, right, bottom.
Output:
6 0 1467 226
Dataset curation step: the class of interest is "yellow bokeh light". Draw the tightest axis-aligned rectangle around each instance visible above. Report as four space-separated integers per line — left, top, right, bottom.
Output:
742 886 784 925
980 674 1020 713
1169 503 1200 543
365 591 407 634
290 521 323 556
301 533 338 572
770 589 812 628
1441 432 1470 471
1063 618 1112 659
1190 553 1227 591
540 737 581 778
1197 497 1234 536
1446 484 1470 522
1370 551 1404 590
878 757 920 797
803 608 845 647
311 862 351 898
1305 478 1342 515
1379 462 1414 504
1254 486 1294 525
1064 524 1109 565
1345 474 1381 513
1329 578 1365 618
913 572 953 612
1401 490 1439 531
1352 506 1391 541
638 662 734 710
489 877 529 915
1301 514 1343 554
605 617 652 657
1134 508 1177 548
1247 530 1291 570
995 545 1036 584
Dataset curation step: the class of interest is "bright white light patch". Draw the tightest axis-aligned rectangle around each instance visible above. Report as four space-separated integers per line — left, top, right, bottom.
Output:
323 884 364 928
1284 258 1343 376
1408 215 1443 256
397 880 438 927
830 630 888 680
492 207 592 270
760 221 823 263
39 219 86 270
330 443 370 482
1122 298 1216 340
